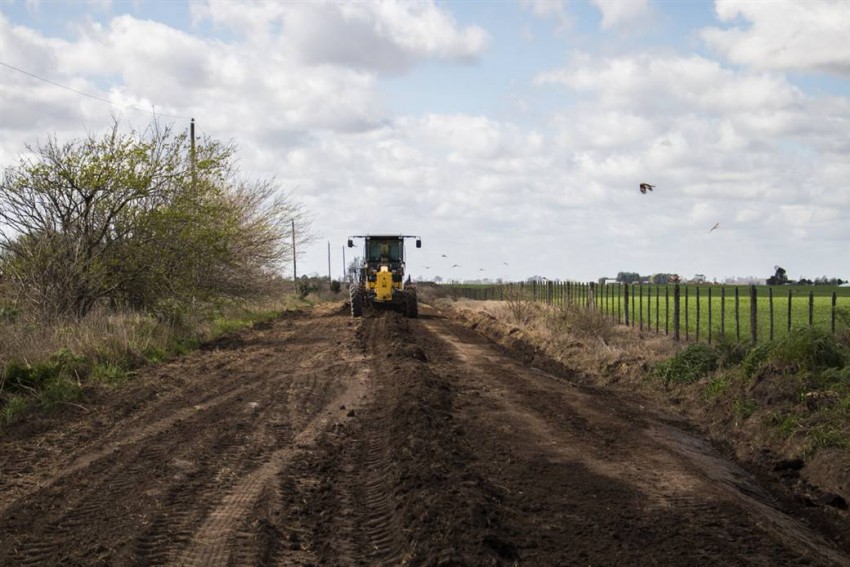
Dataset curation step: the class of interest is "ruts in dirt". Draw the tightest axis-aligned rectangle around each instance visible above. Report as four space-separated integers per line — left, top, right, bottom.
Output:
1 303 848 566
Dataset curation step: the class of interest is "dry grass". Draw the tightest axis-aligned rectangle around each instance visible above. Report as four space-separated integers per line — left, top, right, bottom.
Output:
0 294 304 424
454 298 677 389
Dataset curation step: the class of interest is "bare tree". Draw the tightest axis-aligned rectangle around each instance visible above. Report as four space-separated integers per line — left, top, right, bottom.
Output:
0 119 313 318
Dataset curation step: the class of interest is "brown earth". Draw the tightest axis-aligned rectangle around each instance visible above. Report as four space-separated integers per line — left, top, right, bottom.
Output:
1 302 849 566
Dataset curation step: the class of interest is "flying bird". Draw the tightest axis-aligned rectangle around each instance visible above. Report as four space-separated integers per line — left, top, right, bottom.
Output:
503 262 509 266
424 266 431 269
452 264 460 268
708 222 720 234
639 183 655 194
441 254 448 258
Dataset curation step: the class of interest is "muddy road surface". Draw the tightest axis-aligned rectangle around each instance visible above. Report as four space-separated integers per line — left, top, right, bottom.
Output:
1 303 848 566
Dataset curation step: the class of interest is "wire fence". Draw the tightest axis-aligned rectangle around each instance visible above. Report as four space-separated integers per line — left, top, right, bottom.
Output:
447 281 849 344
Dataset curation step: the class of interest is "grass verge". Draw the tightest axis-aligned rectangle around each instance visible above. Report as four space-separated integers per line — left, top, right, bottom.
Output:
0 294 309 427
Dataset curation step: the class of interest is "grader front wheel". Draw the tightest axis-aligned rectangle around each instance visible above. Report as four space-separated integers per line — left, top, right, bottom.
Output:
350 286 364 317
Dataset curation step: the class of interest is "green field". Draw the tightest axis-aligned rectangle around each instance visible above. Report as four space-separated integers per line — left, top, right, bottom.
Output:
600 284 848 343
448 282 850 343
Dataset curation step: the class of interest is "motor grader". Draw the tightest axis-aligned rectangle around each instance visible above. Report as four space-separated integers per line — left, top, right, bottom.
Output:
347 235 420 318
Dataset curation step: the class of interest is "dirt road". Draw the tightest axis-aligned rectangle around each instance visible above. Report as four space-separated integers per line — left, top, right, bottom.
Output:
1 303 848 565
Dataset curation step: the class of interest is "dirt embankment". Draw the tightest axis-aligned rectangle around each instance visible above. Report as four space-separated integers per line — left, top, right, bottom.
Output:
446 301 850 532
1 302 848 565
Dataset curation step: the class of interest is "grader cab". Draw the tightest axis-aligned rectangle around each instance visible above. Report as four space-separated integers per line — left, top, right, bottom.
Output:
347 235 420 318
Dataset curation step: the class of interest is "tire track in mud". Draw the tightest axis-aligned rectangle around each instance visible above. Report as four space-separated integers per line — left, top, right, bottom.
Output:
416 309 850 565
4 303 849 565
174 366 370 567
352 316 410 565
0 306 369 566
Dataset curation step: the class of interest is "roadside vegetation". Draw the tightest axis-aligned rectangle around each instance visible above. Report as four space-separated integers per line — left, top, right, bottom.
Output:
0 120 314 425
423 285 850 502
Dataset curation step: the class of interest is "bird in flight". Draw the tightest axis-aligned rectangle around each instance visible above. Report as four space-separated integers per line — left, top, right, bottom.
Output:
452 264 460 268
639 183 655 194
441 254 448 258
503 262 509 266
424 266 431 269
708 222 720 234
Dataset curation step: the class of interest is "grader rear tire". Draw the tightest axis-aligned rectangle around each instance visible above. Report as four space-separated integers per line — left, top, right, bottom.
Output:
350 286 364 317
405 288 418 319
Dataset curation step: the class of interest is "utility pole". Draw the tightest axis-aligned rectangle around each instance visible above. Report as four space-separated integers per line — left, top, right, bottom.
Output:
292 219 297 282
190 118 196 189
342 246 346 282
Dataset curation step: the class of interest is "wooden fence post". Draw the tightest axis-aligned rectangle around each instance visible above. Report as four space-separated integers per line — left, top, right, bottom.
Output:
673 283 681 342
696 286 701 343
787 289 792 334
624 284 630 326
809 290 814 327
639 284 644 331
617 284 622 323
750 285 757 345
769 287 774 341
665 286 670 335
721 287 726 339
833 292 838 334
707 287 712 345
655 287 660 334
735 287 740 342
685 286 689 341
648 285 652 332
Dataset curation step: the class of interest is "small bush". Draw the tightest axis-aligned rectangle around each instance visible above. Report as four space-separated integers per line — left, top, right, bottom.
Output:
703 374 734 399
40 376 83 409
743 328 846 378
733 397 757 419
503 285 536 325
654 343 718 385
89 362 129 385
1 394 30 425
714 336 750 368
1 348 86 395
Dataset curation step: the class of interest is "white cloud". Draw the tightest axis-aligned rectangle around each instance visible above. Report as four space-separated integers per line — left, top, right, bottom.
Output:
2 4 848 282
701 0 850 75
522 0 571 31
536 52 803 114
591 0 650 30
191 0 488 75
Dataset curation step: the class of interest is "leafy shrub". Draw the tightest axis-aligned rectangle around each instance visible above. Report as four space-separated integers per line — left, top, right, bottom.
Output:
40 376 82 408
733 397 757 419
743 328 846 378
89 362 128 385
714 336 750 368
703 374 733 399
298 281 319 298
1 348 86 395
653 343 718 385
1 394 30 425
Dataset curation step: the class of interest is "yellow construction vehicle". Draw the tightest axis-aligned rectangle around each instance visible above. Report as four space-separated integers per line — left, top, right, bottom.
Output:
347 235 421 318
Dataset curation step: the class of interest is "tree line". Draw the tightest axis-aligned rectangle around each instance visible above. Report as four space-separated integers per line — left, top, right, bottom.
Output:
0 120 312 320
609 268 845 287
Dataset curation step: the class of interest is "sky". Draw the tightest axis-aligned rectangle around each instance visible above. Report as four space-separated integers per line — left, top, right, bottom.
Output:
1 0 848 284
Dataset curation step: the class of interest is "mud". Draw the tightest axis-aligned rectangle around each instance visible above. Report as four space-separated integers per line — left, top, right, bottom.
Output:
1 303 848 565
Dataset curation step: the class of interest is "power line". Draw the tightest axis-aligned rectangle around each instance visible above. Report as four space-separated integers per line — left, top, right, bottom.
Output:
0 60 193 120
